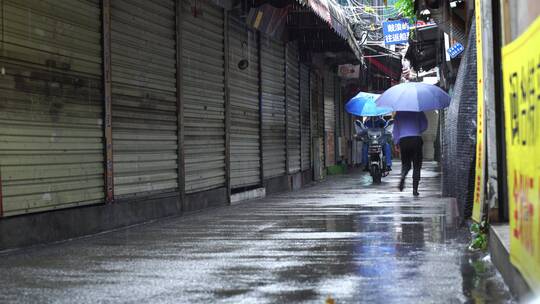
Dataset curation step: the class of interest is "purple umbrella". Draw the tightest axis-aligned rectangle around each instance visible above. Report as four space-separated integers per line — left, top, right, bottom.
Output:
375 82 451 112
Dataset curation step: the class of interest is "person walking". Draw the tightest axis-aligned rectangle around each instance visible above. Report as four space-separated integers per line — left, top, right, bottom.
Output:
393 111 428 196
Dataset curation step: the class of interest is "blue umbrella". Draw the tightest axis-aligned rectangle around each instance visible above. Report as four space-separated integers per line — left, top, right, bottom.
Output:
345 92 392 116
358 100 393 116
376 82 451 112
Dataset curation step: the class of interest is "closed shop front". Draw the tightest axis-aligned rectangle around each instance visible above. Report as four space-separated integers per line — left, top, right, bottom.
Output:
111 0 178 197
228 15 260 189
261 36 286 179
300 64 311 171
181 0 226 193
0 0 104 216
324 71 335 166
286 42 300 174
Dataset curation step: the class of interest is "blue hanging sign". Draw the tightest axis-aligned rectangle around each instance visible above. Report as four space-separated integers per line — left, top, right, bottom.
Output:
382 19 410 45
447 42 465 58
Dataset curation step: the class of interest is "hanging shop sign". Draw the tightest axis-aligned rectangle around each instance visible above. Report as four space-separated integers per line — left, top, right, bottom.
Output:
472 0 485 223
502 16 540 291
382 19 410 45
447 42 465 59
246 4 288 40
338 64 360 79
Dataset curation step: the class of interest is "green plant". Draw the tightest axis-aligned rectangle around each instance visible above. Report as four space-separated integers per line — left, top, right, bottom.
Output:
394 0 415 20
468 221 489 252
469 233 488 251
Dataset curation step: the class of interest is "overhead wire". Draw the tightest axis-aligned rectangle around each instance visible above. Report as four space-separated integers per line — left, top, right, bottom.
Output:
332 0 403 44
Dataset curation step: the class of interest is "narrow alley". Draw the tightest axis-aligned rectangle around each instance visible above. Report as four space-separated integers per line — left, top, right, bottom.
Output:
1 0 539 300
0 164 512 303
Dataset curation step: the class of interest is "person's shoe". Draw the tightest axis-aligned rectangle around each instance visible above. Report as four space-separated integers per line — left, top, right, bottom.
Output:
398 178 405 192
387 167 392 171
413 180 419 196
413 189 420 197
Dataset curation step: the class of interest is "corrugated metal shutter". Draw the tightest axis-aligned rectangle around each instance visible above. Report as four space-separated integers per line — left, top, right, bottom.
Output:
261 36 286 179
0 0 104 216
300 64 311 171
111 0 178 197
286 42 300 174
181 0 226 193
228 16 260 189
324 72 335 166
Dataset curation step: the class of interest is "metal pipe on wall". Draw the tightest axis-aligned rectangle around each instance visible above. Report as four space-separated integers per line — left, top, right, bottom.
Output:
284 45 290 175
492 0 508 221
0 169 3 217
176 0 186 212
299 54 303 172
257 32 265 185
224 10 232 203
0 0 2 216
479 0 500 218
102 0 114 203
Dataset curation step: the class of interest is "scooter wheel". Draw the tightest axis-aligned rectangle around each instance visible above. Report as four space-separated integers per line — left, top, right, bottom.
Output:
371 165 382 184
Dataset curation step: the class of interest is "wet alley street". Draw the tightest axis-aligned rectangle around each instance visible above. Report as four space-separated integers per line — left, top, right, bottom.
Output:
0 163 513 303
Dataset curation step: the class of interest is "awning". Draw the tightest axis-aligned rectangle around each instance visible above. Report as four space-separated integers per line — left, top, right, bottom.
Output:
297 0 362 59
247 0 362 59
405 24 442 71
363 45 402 80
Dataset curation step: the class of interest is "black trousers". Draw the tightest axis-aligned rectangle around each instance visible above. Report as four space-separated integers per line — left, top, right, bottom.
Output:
399 136 423 183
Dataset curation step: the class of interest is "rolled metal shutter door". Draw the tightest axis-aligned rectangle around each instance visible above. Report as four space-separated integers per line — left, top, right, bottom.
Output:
0 0 104 216
111 0 178 197
182 0 226 193
228 16 260 189
300 64 311 171
324 72 335 166
286 42 301 174
261 36 286 179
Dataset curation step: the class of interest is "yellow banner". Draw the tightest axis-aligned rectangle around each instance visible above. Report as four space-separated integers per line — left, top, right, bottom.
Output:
472 0 485 223
503 16 540 291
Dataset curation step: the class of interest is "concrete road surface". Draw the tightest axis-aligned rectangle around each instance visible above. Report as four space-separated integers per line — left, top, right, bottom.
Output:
0 163 514 303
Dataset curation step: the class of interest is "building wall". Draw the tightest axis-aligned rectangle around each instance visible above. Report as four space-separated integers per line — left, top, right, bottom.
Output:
502 0 540 43
422 111 439 161
0 0 348 221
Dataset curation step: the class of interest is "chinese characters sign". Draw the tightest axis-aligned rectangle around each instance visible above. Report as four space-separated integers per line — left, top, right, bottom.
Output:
447 42 465 59
502 16 540 291
382 19 410 45
472 0 485 223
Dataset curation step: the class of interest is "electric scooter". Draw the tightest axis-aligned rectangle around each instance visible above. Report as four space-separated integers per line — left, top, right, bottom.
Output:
354 119 394 184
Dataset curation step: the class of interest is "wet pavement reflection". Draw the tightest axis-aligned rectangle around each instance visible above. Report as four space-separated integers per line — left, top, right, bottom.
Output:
0 163 514 303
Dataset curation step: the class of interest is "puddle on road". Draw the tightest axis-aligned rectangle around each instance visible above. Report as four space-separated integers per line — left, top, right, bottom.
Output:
309 211 516 303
